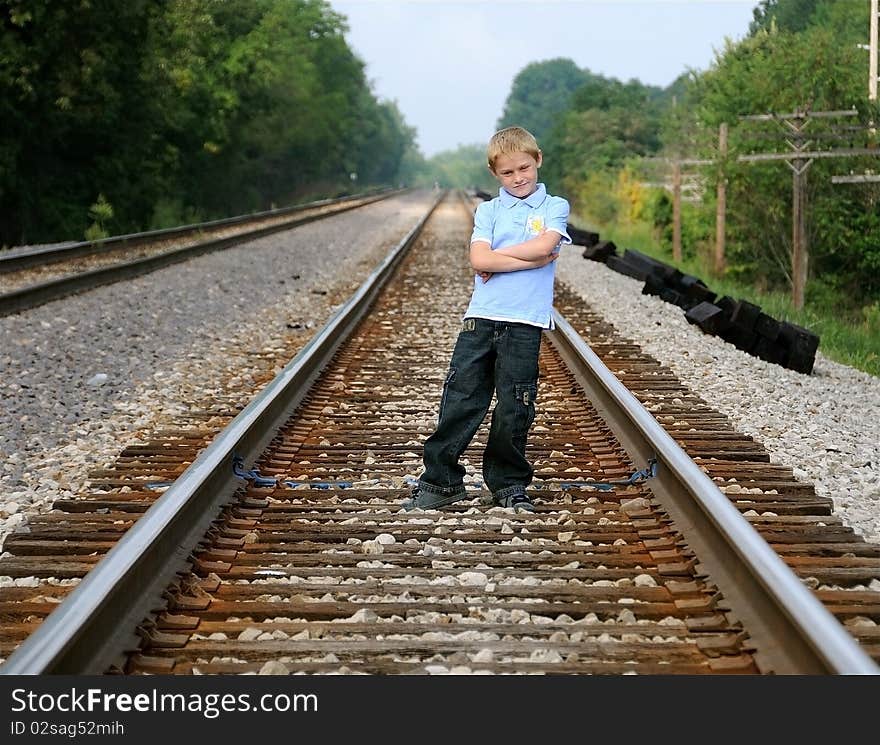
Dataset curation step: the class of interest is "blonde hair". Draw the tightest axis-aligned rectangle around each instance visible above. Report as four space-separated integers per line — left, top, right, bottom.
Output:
487 126 541 171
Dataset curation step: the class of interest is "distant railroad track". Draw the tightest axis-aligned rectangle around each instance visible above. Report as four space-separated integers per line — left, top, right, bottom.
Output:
0 191 877 675
0 188 402 316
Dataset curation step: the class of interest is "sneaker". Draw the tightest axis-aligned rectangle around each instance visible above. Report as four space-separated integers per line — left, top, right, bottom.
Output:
494 490 535 513
402 484 466 511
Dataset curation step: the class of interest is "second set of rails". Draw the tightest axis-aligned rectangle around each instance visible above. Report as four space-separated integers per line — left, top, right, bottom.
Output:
0 188 399 315
0 191 878 675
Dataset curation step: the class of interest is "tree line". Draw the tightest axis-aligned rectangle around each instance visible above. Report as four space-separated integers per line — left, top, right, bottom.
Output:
431 0 878 315
0 0 417 245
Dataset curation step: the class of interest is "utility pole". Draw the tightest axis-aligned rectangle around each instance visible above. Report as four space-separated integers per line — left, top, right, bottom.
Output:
739 109 880 310
655 107 879 310
784 115 812 312
791 147 809 311
871 0 878 102
640 155 709 262
672 160 681 261
715 122 728 275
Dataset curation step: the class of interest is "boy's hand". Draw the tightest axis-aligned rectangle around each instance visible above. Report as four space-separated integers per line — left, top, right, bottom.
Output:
478 271 493 283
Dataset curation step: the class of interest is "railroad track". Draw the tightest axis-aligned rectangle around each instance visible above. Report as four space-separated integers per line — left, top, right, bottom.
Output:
0 191 877 675
0 188 400 315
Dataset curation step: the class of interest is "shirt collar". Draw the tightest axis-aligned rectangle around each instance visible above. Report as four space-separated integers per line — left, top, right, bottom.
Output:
499 183 547 208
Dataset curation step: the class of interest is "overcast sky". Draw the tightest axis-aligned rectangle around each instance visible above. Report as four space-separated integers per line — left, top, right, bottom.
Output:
327 0 758 157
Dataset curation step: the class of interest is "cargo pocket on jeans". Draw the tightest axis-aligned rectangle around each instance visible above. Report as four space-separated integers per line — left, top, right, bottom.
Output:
513 382 537 437
438 367 457 421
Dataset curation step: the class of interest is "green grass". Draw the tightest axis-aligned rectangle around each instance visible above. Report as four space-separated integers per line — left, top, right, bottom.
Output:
570 216 880 378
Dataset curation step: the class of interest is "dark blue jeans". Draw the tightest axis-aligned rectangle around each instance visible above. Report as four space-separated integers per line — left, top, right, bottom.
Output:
419 318 542 499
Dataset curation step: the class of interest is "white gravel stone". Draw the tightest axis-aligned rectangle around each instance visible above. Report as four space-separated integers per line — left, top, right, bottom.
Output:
634 574 658 587
258 661 290 675
471 649 495 663
361 540 383 555
457 572 489 586
347 608 378 623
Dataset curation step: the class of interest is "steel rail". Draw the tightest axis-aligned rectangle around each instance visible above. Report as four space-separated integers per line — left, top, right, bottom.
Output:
0 187 396 273
461 187 876 673
0 189 403 317
546 312 879 675
0 191 444 675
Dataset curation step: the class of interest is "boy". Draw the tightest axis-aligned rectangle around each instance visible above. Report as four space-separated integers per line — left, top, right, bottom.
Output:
404 126 571 513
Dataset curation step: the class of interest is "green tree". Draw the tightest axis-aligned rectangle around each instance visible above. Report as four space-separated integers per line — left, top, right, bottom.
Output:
0 0 417 244
749 0 825 35
687 1 880 301
496 58 588 143
418 144 495 191
540 69 668 217
0 0 165 242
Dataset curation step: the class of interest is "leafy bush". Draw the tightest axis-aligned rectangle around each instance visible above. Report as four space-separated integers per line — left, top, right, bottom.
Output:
84 194 113 241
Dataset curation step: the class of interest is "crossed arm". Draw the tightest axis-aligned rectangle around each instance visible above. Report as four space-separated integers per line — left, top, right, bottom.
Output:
469 230 562 281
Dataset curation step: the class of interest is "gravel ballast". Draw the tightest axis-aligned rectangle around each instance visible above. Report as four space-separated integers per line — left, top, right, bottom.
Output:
0 190 437 546
1 194 877 558
556 247 880 545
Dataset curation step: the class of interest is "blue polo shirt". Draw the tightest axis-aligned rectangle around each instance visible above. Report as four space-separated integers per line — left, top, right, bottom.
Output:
465 183 571 329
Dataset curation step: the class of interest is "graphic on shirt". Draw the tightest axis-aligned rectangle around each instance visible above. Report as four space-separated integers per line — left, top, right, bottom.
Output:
526 214 544 236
